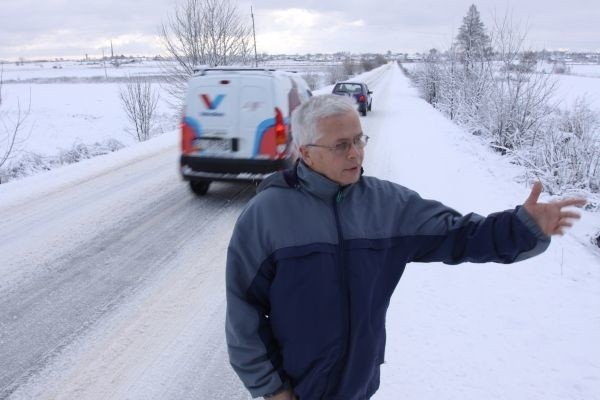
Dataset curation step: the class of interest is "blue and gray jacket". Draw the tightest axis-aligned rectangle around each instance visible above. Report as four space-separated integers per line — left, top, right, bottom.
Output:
226 161 550 400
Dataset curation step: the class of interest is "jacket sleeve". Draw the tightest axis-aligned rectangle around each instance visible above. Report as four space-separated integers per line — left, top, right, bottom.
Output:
405 193 551 264
225 206 288 398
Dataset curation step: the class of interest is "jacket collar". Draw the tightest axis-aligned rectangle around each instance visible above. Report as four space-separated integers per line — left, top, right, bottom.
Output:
257 160 361 202
296 161 359 202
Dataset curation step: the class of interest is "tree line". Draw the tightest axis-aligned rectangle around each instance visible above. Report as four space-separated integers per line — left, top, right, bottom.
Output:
406 4 599 206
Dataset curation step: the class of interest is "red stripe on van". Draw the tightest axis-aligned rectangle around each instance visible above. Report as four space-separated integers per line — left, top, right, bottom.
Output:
258 126 277 158
181 122 195 154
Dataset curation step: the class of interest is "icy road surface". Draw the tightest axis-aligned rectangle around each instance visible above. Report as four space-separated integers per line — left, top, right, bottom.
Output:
0 148 259 398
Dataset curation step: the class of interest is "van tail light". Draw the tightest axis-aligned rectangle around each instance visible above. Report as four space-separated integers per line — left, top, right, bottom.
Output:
358 95 366 103
274 107 287 156
181 120 195 155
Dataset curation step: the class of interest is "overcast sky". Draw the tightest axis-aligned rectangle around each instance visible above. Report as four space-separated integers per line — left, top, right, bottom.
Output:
1 0 599 61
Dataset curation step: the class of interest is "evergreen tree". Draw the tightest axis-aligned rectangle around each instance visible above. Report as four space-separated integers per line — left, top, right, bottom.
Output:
456 4 490 70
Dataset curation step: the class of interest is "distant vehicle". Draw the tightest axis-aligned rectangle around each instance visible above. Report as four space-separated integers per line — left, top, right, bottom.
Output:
332 81 373 116
180 68 312 196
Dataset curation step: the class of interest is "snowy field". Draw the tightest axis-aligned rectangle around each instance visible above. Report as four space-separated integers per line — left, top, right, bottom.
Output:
0 59 336 173
552 73 600 109
401 60 600 110
0 62 599 399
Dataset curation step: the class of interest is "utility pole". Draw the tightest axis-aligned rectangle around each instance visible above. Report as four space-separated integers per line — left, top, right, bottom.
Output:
102 48 108 79
251 6 258 67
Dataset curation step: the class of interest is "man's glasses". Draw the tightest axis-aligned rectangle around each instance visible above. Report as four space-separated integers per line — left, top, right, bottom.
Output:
305 135 369 156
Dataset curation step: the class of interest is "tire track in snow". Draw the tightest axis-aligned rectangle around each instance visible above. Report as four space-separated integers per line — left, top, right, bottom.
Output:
0 149 255 398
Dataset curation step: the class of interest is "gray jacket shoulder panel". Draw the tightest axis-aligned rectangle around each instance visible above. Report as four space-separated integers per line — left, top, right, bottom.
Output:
339 176 478 240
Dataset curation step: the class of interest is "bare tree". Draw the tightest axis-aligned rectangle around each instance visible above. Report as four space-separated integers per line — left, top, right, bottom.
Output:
483 12 556 152
0 71 30 177
342 57 357 76
119 76 159 142
360 56 374 72
301 72 320 91
160 0 252 102
373 54 388 68
437 47 462 122
0 63 3 106
327 65 348 85
414 49 443 105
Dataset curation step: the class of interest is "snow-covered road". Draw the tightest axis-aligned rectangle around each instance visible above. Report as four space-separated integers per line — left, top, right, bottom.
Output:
0 141 257 398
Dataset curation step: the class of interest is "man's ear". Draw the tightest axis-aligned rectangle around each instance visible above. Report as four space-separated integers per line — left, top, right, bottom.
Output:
299 146 312 166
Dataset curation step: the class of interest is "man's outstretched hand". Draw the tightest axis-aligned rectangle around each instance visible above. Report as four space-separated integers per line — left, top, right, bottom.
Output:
523 181 587 236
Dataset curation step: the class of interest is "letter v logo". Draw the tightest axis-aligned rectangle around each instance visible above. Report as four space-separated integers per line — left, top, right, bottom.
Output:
201 94 226 110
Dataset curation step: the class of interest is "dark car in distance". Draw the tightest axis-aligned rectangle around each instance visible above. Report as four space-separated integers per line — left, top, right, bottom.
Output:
332 81 373 116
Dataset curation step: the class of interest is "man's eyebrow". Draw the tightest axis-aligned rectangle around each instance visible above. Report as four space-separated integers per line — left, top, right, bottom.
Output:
334 132 364 143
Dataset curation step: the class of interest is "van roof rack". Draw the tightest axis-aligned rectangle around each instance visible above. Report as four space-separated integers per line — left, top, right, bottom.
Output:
192 67 299 75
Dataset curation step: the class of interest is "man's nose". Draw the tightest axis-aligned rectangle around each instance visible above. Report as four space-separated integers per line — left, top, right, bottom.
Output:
347 142 361 158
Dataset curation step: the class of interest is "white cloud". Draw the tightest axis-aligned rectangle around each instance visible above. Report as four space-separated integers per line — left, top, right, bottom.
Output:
255 9 373 54
267 8 323 29
347 19 366 28
1 0 599 60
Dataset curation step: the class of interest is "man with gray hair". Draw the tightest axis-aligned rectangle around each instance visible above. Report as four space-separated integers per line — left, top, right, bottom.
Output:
225 94 585 400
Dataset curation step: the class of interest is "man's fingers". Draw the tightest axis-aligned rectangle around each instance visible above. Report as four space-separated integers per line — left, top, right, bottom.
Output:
525 181 543 205
558 220 573 228
556 198 587 209
560 211 581 220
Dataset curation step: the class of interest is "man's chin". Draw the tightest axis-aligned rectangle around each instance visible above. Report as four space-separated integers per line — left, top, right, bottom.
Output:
341 168 361 185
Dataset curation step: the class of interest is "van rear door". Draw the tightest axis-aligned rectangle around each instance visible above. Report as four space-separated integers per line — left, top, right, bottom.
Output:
186 74 240 156
239 75 274 159
186 72 276 159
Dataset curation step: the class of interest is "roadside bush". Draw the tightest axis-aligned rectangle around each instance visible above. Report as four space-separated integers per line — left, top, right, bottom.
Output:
521 98 600 196
2 152 52 181
486 96 600 214
397 62 411 77
59 139 125 164
360 57 374 72
301 72 321 91
327 65 347 85
342 57 358 76
413 59 441 105
0 139 124 184
552 61 571 75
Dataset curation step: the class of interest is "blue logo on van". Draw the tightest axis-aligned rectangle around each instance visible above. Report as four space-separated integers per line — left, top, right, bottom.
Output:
200 94 226 116
201 94 225 110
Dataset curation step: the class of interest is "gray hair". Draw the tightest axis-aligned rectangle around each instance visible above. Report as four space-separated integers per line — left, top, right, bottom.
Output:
291 94 358 148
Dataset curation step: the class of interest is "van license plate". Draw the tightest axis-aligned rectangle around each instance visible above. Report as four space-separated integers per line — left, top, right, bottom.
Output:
198 138 231 152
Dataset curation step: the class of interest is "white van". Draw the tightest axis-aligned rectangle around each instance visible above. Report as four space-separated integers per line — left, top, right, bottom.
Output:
180 67 312 195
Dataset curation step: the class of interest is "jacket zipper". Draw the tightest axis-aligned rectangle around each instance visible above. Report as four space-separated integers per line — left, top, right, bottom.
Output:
323 189 351 398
